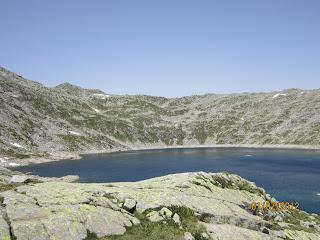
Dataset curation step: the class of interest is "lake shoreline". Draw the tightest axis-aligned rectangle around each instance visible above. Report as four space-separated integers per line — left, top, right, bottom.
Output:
3 143 320 168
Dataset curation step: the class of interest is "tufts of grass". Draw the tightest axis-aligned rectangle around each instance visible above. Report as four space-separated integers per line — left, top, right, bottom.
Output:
58 134 82 151
0 183 22 192
237 181 263 195
191 181 212 192
12 153 31 159
84 232 99 240
104 221 183 240
1 149 31 159
93 206 208 240
168 206 208 240
280 210 319 234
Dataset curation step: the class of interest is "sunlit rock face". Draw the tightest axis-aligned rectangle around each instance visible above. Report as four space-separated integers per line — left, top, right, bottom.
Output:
0 171 319 240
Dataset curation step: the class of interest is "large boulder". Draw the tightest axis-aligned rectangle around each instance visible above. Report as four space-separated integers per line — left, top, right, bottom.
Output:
9 175 29 183
122 198 137 212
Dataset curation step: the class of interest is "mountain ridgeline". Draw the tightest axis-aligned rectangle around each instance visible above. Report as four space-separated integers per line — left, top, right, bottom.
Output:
0 66 319 159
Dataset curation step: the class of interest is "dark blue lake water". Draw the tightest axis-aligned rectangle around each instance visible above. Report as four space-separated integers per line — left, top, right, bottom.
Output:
13 148 320 214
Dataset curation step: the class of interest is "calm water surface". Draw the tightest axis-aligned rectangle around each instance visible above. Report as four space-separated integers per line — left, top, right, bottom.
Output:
14 148 320 214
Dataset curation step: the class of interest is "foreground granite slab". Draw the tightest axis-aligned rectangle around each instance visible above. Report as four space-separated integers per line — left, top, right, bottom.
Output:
0 172 319 240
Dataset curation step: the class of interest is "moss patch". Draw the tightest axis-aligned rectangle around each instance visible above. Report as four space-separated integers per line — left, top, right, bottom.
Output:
104 221 183 240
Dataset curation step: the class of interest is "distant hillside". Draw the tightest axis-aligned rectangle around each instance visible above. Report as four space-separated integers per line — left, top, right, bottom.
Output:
0 66 320 159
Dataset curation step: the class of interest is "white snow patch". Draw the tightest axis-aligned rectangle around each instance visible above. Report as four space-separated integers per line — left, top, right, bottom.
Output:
68 131 81 136
245 154 253 157
93 94 110 100
300 92 305 94
0 158 7 163
240 117 245 121
10 142 26 149
8 163 20 167
272 93 287 99
93 108 100 113
317 193 320 196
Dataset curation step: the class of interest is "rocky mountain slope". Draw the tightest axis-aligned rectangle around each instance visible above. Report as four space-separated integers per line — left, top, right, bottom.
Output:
0 66 320 160
0 170 318 240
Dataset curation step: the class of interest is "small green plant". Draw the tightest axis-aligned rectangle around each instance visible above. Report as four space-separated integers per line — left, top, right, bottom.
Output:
100 206 208 240
104 221 183 240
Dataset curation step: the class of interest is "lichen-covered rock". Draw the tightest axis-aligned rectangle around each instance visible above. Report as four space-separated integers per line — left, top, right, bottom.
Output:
173 213 181 225
183 232 195 240
9 175 29 183
274 215 283 222
200 232 210 239
147 211 164 223
203 223 273 240
0 172 318 240
159 207 173 218
0 216 10 240
122 198 137 212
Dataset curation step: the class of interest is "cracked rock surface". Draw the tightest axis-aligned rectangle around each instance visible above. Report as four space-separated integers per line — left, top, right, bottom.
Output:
0 172 319 239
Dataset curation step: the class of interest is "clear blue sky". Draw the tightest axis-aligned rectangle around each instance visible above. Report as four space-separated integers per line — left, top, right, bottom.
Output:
1 0 319 97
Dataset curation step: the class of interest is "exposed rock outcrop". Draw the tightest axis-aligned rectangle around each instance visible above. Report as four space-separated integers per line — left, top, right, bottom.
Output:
0 171 318 239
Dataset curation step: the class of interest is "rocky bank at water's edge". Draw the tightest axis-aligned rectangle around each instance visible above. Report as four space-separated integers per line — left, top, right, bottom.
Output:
2 144 320 168
0 169 319 240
